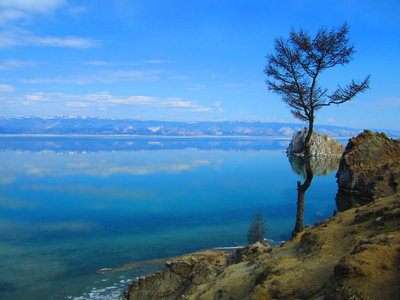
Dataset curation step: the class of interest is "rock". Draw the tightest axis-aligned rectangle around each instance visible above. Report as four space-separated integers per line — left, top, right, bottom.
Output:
336 130 400 200
124 250 233 300
287 127 345 157
233 241 270 263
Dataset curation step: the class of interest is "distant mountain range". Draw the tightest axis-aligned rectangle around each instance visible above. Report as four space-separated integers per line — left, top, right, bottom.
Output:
0 116 398 138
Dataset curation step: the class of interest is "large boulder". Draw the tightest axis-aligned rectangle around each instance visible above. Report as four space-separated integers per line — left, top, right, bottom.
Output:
336 130 400 199
287 127 345 157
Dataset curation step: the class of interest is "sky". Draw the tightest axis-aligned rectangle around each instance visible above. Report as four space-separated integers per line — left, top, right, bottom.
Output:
0 0 399 131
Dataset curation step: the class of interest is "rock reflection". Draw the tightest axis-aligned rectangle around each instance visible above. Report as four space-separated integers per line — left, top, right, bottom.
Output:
335 188 372 212
288 155 341 179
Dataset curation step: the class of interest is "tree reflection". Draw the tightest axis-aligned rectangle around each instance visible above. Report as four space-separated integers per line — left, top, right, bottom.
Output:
288 155 341 236
292 154 314 236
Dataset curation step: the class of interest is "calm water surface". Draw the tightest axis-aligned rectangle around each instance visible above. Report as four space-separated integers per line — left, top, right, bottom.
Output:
0 136 341 299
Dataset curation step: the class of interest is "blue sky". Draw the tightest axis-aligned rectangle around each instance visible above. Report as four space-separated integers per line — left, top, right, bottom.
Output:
0 0 399 130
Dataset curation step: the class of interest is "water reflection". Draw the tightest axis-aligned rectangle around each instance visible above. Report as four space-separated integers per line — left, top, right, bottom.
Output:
288 154 342 235
288 155 341 179
335 190 372 212
0 150 220 182
290 154 314 235
0 136 289 153
0 136 338 300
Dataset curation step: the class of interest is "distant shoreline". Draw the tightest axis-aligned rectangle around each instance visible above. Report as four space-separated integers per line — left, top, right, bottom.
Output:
0 134 352 140
0 134 295 139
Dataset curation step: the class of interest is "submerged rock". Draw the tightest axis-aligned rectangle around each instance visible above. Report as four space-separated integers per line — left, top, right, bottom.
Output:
336 130 400 199
287 127 345 157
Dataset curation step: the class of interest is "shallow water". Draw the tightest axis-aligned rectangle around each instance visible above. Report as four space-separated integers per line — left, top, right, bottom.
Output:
0 136 341 299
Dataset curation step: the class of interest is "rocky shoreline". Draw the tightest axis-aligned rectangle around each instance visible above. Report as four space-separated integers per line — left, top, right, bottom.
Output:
124 130 400 300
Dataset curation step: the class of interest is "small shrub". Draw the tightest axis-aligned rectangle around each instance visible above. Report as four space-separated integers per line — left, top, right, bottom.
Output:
247 209 269 244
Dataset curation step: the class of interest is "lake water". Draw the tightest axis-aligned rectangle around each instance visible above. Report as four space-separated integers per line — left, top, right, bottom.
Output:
0 136 343 299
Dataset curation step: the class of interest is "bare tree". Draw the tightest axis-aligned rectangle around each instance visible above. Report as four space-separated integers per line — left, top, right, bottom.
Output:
265 23 370 155
265 23 370 235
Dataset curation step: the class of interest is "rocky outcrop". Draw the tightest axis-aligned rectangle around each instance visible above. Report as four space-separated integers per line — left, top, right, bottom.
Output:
336 130 400 199
125 195 400 300
287 127 345 157
124 250 233 300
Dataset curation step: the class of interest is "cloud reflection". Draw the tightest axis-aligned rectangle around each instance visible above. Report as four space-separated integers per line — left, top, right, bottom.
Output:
0 151 219 182
0 196 38 209
21 185 159 201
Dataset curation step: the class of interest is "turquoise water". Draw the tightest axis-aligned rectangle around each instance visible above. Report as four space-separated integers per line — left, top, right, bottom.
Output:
0 136 341 299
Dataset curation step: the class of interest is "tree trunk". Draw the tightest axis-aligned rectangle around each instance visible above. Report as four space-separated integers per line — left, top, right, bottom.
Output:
292 154 313 236
293 180 306 234
292 120 314 237
303 117 314 157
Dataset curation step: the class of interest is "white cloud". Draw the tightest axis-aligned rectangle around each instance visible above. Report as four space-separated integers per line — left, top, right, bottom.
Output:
0 0 67 25
0 1 95 49
102 69 165 81
66 101 90 108
83 61 116 66
0 8 26 24
144 60 171 64
0 59 36 70
0 84 16 93
213 101 224 113
68 6 87 15
167 100 193 107
0 0 67 14
25 93 47 101
2 91 226 120
27 35 99 48
16 91 216 114
0 27 100 48
20 69 175 84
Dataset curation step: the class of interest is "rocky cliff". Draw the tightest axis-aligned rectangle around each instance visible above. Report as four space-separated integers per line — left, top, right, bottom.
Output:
124 130 400 300
336 130 400 200
287 127 345 156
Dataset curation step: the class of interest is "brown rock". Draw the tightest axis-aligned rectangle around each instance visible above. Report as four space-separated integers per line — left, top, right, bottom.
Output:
336 130 400 199
124 250 233 300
